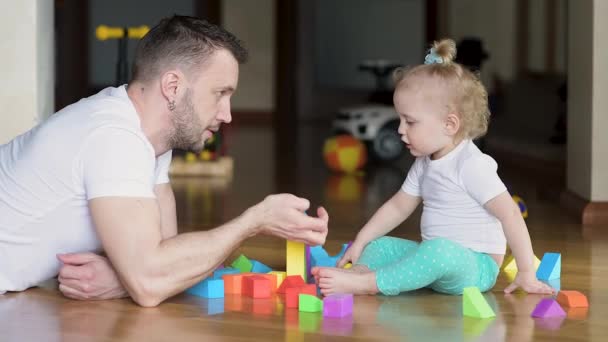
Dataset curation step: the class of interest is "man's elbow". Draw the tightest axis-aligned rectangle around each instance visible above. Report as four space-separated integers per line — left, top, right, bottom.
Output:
125 276 166 307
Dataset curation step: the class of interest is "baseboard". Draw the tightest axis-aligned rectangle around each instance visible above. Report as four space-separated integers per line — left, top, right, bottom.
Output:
560 190 608 225
232 110 273 125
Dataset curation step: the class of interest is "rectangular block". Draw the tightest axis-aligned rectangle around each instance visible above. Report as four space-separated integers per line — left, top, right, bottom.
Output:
243 275 271 298
323 294 354 318
222 272 254 294
287 241 306 281
252 273 278 292
269 271 286 289
187 278 224 299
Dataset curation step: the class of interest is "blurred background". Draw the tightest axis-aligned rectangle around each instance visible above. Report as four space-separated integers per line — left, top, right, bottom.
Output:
1 0 606 226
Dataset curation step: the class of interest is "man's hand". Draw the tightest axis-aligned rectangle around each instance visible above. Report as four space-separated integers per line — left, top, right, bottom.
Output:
57 253 129 300
249 194 329 246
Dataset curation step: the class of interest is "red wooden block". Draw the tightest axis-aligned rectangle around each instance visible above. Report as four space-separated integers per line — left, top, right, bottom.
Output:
252 273 278 292
243 275 271 298
285 284 317 308
277 275 305 294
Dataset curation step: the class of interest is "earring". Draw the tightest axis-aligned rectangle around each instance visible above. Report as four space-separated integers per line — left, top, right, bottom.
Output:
168 100 176 111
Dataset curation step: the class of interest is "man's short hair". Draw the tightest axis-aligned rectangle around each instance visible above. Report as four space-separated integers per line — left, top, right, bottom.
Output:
131 15 248 83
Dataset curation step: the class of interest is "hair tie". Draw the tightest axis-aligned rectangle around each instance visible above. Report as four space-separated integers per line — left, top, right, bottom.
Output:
424 47 443 65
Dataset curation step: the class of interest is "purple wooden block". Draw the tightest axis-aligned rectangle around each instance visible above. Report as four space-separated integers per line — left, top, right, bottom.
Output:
531 298 566 318
323 294 354 318
305 245 312 283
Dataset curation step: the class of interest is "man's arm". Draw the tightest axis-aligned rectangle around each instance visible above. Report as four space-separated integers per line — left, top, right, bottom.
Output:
154 183 178 239
89 193 328 307
57 182 179 301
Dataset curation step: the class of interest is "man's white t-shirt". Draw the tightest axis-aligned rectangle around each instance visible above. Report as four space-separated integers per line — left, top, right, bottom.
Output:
0 86 172 293
401 139 507 254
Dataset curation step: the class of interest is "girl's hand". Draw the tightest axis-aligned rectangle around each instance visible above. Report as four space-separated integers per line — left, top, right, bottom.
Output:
504 271 555 295
337 241 365 267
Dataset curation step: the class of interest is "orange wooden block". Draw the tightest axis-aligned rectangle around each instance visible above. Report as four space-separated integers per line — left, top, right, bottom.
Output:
277 275 305 294
222 272 254 294
557 290 589 308
243 275 271 298
285 284 317 308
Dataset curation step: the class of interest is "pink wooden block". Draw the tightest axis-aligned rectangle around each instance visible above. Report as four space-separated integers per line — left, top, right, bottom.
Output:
531 298 566 318
323 294 354 318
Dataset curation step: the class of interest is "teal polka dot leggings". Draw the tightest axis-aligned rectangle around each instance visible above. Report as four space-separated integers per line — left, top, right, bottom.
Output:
357 237 500 295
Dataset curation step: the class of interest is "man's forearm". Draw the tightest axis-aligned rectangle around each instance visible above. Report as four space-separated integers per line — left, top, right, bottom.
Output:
131 211 257 306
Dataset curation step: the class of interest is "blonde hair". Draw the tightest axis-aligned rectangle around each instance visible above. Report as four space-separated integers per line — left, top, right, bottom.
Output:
393 39 490 140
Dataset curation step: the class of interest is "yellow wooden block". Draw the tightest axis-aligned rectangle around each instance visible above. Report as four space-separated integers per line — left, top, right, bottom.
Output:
268 271 286 289
503 254 541 276
286 241 306 280
344 263 353 269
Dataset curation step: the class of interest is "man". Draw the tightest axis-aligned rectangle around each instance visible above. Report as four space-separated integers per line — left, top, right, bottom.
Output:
0 15 328 307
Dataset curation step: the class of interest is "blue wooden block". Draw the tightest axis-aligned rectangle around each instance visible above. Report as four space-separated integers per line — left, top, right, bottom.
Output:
250 260 273 273
207 298 225 315
546 278 561 291
310 244 349 268
536 253 561 280
213 267 241 279
187 278 224 298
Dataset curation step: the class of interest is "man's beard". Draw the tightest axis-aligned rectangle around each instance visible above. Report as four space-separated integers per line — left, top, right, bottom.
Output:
167 89 206 152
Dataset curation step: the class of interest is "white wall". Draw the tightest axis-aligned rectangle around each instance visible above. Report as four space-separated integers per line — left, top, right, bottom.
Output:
222 0 275 111
0 0 54 144
446 0 517 87
313 0 425 90
567 0 608 201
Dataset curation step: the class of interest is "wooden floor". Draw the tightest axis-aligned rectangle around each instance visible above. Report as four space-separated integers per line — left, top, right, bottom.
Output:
1 123 607 341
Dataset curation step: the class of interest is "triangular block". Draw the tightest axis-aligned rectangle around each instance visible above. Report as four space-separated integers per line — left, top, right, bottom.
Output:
536 253 561 280
277 275 305 294
531 298 566 318
231 254 253 273
299 294 323 312
463 287 495 318
213 267 240 279
556 290 588 308
250 260 272 273
286 284 317 308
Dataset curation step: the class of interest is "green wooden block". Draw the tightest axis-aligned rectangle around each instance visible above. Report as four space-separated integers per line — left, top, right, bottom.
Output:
463 287 495 318
299 294 323 312
231 254 253 273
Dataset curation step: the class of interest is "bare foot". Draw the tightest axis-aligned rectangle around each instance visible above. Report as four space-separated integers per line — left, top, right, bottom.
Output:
315 267 379 296
310 265 370 283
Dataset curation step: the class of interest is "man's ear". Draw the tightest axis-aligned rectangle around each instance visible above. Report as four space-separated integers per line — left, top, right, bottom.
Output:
445 113 460 136
160 70 184 103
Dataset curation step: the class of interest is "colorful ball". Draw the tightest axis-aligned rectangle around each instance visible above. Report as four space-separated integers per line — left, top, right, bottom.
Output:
323 135 367 173
512 195 528 219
